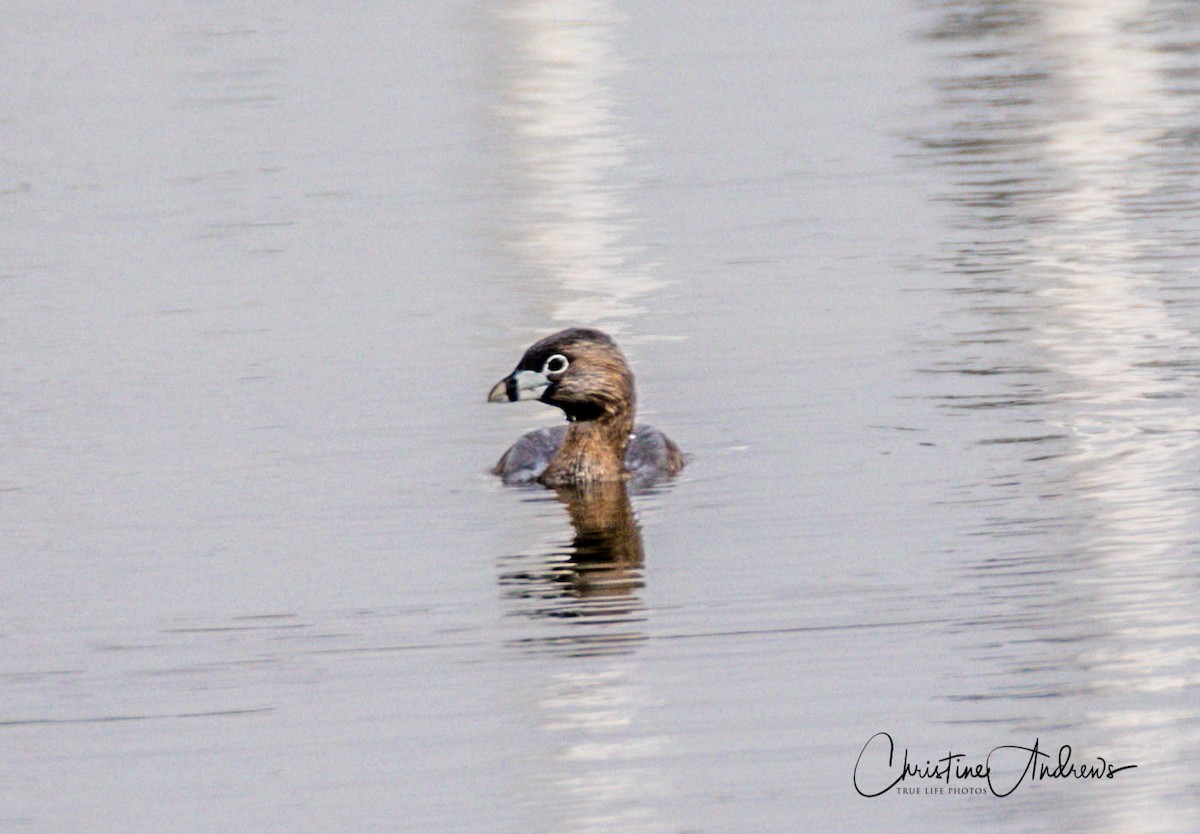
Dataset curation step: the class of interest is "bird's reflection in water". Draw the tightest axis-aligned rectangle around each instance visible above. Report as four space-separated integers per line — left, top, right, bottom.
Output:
554 481 645 596
499 481 655 657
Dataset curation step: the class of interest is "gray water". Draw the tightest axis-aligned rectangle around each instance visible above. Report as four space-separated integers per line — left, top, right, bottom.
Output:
3 1 1199 832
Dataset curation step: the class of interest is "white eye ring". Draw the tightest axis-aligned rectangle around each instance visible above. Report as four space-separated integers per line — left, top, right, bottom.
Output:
543 354 569 375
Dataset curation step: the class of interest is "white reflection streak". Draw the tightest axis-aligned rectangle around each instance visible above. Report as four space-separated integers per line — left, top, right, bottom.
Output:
492 5 670 830
493 0 661 330
1033 2 1199 603
536 669 668 834
1031 2 1200 826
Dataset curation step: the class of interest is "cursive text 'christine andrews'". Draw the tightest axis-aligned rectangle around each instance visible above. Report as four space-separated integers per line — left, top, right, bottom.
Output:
854 732 1138 798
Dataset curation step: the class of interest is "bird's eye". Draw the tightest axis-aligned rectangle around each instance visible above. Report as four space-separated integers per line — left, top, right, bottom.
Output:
544 354 569 375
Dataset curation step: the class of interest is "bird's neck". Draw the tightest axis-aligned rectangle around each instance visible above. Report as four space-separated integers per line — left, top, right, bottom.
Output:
541 407 633 487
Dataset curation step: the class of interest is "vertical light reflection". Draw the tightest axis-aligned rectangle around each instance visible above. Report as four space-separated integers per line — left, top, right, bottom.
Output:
1025 9 1200 826
487 0 662 332
485 5 670 830
918 0 1200 828
1029 4 1200 547
522 668 669 834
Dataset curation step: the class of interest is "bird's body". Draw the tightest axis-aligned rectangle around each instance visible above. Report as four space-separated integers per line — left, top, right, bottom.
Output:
492 423 683 487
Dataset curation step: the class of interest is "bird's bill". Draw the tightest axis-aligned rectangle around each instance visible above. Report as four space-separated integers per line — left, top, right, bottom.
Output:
487 369 549 403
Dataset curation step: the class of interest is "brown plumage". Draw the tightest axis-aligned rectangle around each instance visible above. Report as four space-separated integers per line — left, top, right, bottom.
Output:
487 328 685 488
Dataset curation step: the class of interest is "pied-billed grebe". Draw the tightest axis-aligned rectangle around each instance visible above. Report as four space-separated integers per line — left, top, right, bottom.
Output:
487 328 685 487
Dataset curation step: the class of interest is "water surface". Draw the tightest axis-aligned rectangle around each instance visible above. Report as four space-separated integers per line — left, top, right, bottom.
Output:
2 1 1198 831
